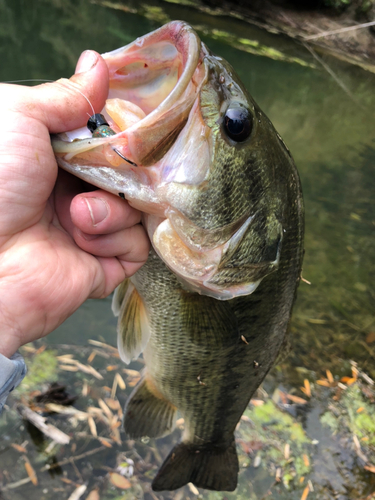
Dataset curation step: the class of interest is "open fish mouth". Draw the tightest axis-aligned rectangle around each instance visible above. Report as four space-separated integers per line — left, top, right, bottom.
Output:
53 21 203 169
53 21 282 300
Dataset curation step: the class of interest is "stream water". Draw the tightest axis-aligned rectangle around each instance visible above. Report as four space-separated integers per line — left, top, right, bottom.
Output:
0 0 374 499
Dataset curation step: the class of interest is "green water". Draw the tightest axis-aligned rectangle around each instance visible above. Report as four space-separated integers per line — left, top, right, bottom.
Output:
0 0 374 499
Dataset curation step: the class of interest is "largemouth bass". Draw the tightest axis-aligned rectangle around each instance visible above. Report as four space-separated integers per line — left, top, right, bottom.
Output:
53 21 304 492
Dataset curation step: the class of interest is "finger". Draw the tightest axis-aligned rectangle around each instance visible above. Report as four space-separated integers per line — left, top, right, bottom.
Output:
26 51 109 133
70 191 142 235
73 224 150 264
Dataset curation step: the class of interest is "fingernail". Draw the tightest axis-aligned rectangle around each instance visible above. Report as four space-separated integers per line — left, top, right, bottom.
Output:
84 197 109 226
75 50 99 74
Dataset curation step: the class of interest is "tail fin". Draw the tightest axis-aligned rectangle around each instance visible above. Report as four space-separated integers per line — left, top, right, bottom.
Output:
124 375 176 439
152 438 239 492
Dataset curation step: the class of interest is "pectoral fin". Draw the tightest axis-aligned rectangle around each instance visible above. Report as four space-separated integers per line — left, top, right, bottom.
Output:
115 281 150 364
124 374 177 438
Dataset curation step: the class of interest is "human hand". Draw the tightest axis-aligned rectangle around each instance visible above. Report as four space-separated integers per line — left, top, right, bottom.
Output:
0 51 150 358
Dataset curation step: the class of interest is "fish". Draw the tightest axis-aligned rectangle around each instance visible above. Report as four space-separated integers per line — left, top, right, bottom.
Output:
52 21 304 492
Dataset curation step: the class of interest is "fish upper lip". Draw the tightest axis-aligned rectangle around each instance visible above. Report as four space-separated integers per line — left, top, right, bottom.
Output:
53 22 204 167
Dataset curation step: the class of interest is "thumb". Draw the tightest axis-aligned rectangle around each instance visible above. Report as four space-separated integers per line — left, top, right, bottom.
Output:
30 50 109 134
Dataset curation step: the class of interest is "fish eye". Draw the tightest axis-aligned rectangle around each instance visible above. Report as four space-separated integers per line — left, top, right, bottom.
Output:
223 103 252 143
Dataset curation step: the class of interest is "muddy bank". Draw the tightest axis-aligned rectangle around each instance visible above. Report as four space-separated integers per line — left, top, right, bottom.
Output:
199 0 375 72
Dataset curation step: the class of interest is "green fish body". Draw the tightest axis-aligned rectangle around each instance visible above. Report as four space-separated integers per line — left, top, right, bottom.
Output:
53 21 304 492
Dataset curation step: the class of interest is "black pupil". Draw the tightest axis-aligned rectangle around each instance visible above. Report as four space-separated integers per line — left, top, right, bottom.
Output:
224 105 252 142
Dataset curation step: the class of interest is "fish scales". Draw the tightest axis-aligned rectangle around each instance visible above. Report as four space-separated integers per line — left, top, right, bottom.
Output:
52 21 304 492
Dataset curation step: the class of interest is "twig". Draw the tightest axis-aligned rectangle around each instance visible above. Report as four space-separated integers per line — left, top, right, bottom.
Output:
40 445 106 472
17 404 70 444
303 43 362 107
304 21 375 40
0 476 33 491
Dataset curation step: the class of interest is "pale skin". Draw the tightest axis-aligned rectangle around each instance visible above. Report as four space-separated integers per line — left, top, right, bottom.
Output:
0 50 150 359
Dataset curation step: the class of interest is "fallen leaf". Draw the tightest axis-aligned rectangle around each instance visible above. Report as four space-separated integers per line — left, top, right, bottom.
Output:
87 351 97 364
109 472 131 489
115 373 126 390
301 485 310 500
341 376 357 385
364 465 375 473
303 379 311 398
59 365 79 372
24 460 38 486
250 399 264 406
105 398 120 411
106 365 119 371
188 483 199 495
122 369 140 377
67 484 87 500
356 407 365 413
86 489 100 500
88 416 97 437
286 394 308 405
366 332 375 344
316 380 331 387
326 370 334 384
98 437 113 448
303 454 310 467
98 399 113 419
11 443 27 453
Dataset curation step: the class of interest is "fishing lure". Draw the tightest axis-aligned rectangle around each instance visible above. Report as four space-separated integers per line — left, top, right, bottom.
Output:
86 113 137 166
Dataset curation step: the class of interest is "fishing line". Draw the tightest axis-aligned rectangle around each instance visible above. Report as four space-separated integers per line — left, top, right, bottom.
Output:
2 78 96 117
3 78 138 166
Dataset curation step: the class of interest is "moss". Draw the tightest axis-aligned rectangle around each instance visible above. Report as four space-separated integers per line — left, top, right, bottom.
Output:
320 381 375 460
14 349 58 395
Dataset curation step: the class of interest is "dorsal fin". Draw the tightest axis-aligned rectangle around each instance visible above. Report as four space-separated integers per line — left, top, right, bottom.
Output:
114 280 151 364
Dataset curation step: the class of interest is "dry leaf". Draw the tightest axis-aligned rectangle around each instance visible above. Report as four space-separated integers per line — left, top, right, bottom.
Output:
188 483 199 495
356 407 365 413
86 489 100 500
58 357 78 364
250 399 264 406
115 373 126 390
76 362 103 380
35 345 46 355
24 460 38 486
109 472 131 489
88 339 117 351
364 464 375 473
366 332 375 344
61 477 80 486
303 379 311 398
88 416 97 437
303 454 310 467
316 380 331 387
87 351 97 364
59 365 79 372
286 394 308 405
67 484 87 500
341 376 356 385
301 485 310 500
284 443 290 460
11 443 27 453
106 365 119 371
326 370 334 384
98 399 113 419
105 398 120 411
98 437 113 448
123 369 140 377
82 382 89 397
